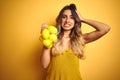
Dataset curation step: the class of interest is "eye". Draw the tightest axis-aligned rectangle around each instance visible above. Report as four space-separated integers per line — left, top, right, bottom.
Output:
70 15 74 19
62 15 66 18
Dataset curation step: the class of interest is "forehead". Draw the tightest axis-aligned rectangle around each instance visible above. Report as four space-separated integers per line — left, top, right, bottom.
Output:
63 9 72 15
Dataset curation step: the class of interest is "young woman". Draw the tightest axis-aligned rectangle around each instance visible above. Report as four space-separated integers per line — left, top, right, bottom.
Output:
40 4 110 80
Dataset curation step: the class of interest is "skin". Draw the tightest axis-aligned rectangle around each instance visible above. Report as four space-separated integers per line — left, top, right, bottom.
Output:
40 9 110 69
61 10 75 32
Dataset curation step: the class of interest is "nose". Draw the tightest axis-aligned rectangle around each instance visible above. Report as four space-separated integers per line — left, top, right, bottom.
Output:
66 17 70 22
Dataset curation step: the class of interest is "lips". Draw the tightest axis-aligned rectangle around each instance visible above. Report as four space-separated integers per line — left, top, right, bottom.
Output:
64 23 71 27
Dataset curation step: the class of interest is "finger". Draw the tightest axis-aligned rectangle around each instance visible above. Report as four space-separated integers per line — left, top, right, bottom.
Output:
40 23 48 33
42 23 48 29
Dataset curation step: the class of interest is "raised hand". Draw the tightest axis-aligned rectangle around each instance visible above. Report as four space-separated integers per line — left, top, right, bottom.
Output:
76 10 84 21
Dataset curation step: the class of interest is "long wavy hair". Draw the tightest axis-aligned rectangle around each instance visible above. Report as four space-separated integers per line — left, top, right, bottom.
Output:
52 4 85 59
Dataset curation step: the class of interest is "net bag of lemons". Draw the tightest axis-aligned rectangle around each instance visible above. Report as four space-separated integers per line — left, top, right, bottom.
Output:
40 25 58 48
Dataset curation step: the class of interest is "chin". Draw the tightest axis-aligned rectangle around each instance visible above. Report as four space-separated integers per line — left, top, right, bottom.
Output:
63 28 72 31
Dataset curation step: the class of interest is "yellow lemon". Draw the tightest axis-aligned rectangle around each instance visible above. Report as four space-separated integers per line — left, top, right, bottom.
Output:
49 34 57 42
47 26 58 34
41 28 50 39
42 39 52 48
47 43 53 48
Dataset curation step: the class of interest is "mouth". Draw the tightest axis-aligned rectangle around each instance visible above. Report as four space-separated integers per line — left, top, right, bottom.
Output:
64 22 71 27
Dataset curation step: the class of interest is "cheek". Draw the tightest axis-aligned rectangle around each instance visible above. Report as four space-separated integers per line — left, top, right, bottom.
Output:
72 19 75 23
61 19 65 25
61 19 65 23
71 20 75 25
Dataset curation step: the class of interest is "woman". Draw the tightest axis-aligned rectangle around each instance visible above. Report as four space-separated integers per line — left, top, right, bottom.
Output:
40 4 110 80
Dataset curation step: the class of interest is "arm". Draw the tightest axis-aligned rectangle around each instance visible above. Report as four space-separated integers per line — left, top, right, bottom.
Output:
40 24 51 69
40 47 51 69
82 19 111 44
76 11 111 44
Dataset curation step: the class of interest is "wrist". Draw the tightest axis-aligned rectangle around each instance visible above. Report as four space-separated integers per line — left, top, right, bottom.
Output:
80 18 86 23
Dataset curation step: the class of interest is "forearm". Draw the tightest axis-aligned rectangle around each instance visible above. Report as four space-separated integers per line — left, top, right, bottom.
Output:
40 47 51 69
81 18 110 33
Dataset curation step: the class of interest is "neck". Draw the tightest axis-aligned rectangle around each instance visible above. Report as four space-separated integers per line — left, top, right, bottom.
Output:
63 30 71 38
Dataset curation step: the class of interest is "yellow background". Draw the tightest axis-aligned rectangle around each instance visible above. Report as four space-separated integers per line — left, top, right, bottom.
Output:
0 0 120 80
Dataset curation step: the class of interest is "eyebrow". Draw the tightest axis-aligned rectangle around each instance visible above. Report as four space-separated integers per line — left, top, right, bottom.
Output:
62 14 73 16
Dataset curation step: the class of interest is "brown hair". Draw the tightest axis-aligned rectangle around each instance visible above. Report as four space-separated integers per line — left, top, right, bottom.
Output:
53 4 85 59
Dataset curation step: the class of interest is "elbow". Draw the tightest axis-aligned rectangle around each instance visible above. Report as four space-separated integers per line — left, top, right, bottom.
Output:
105 25 111 34
98 25 111 36
102 25 111 34
41 62 49 69
40 60 49 69
42 65 48 69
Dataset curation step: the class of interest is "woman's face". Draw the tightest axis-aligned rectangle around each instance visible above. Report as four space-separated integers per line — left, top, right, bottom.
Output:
61 9 75 31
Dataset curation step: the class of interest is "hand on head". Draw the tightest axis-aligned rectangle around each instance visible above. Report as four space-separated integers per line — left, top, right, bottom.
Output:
75 10 84 21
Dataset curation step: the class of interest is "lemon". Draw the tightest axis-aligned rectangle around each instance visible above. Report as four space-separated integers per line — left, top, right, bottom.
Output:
41 28 50 39
47 26 58 34
49 34 57 42
42 39 52 48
